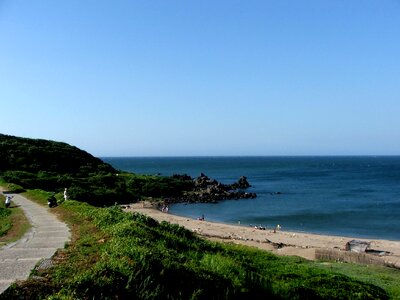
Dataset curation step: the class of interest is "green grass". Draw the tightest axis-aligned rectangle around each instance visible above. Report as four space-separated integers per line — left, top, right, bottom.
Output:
0 194 12 237
0 181 26 193
312 261 400 299
1 190 393 299
0 189 31 247
23 189 62 206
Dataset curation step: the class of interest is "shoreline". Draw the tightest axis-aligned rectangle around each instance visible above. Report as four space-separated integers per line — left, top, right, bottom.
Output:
170 211 399 242
124 202 400 268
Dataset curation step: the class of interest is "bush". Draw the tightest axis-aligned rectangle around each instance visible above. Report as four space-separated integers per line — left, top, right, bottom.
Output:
1 183 25 193
126 174 193 198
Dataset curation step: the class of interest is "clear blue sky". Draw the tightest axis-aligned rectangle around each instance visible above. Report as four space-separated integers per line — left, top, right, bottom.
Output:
1 1 400 156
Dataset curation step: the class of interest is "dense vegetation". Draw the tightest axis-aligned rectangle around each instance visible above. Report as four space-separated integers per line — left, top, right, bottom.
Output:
1 192 390 299
0 134 192 206
0 134 115 174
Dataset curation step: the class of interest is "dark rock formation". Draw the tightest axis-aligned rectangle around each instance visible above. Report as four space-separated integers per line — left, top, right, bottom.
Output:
168 173 256 204
231 176 251 189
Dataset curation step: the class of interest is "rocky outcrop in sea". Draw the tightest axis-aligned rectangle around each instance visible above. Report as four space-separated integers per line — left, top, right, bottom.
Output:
170 173 256 203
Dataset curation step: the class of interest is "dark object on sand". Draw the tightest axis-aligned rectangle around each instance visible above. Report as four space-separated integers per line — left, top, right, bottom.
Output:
345 240 391 256
345 240 370 253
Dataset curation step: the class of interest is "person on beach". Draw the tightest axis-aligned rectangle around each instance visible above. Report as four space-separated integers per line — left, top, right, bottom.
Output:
63 188 68 201
4 195 12 208
160 203 169 213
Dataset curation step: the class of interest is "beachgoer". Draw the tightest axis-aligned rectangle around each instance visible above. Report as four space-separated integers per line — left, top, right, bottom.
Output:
5 195 12 208
273 224 281 233
63 188 68 201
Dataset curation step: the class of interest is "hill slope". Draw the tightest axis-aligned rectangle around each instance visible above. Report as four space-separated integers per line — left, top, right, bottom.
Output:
0 134 191 205
0 134 115 174
0 134 126 205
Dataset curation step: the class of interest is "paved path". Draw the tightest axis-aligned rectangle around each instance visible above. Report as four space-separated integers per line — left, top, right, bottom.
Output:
0 192 70 294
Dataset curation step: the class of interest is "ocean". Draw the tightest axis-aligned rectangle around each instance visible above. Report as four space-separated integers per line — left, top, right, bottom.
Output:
102 156 400 241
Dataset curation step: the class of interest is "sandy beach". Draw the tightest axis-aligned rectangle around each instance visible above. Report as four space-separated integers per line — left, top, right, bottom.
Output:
124 202 400 268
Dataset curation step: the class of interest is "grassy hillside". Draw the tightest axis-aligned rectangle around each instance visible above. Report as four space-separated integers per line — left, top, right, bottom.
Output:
0 134 115 175
0 134 192 206
0 190 391 299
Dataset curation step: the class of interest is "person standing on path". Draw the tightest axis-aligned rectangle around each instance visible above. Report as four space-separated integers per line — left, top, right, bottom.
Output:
4 195 12 208
63 188 68 201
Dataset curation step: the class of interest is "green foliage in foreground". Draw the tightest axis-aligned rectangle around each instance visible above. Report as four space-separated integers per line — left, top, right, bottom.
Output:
0 208 12 237
313 261 400 299
2 199 389 299
0 190 31 246
0 194 12 237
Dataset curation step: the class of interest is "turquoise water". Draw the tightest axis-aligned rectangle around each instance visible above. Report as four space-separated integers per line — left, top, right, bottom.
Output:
103 156 400 240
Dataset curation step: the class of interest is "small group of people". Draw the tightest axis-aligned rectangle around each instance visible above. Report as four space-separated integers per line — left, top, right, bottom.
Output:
249 223 281 233
2 188 69 209
253 225 266 230
160 204 169 213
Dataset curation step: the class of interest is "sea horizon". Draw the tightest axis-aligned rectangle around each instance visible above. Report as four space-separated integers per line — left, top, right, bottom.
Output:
103 156 400 241
102 155 400 158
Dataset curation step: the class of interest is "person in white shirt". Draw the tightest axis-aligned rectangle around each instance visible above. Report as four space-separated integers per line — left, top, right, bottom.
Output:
4 195 12 208
63 188 68 201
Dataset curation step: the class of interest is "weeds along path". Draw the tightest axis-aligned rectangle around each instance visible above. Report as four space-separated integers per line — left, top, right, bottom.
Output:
0 192 70 294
